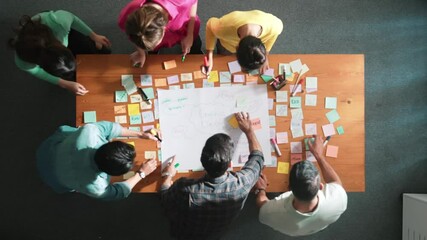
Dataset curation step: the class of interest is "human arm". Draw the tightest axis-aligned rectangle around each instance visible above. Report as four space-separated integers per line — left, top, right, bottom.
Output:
130 47 147 68
308 135 343 185
58 79 89 95
260 52 270 74
119 127 158 141
255 173 269 208
180 2 198 54
160 156 177 190
235 112 261 152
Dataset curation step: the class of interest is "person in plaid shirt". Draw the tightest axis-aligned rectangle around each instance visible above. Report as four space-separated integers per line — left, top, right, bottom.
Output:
160 111 264 240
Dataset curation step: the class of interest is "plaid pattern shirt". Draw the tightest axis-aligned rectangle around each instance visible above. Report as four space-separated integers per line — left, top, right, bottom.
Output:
160 150 264 240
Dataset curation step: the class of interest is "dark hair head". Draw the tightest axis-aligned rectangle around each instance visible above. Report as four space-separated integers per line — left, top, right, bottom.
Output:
289 161 320 201
236 36 267 72
39 45 76 80
201 133 234 178
94 141 136 176
125 5 168 51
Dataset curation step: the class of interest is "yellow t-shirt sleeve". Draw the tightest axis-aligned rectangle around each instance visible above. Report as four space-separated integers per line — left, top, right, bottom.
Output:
263 16 283 52
205 17 219 51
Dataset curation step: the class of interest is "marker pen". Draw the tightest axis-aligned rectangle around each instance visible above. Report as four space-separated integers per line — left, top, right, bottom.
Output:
270 138 282 156
323 136 331 147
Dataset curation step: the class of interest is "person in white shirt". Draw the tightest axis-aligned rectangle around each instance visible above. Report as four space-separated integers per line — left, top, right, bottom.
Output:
255 135 348 236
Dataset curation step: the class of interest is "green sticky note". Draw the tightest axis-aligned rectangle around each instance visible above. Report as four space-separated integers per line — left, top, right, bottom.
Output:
269 115 276 127
290 96 302 108
83 111 97 123
337 126 345 135
325 97 337 109
261 75 273 82
129 114 142 125
129 126 141 132
115 90 128 103
142 87 155 99
326 110 340 123
304 137 315 150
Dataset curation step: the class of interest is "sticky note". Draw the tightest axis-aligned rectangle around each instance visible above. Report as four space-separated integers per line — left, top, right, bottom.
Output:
300 64 310 76
228 115 239 128
290 119 304 138
193 70 205 79
180 73 193 82
326 145 339 158
326 110 340 123
245 74 258 82
140 75 153 86
155 78 167 87
306 151 316 162
203 79 214 88
291 108 304 119
337 126 344 135
115 115 127 124
114 105 127 114
129 126 141 132
264 68 275 77
208 71 219 82
290 97 302 108
141 111 154 123
127 141 135 147
129 114 142 125
233 74 245 83
305 123 317 135
145 151 156 159
269 128 276 139
268 98 274 110
123 81 137 95
167 75 180 85
219 71 232 83
248 69 259 75
290 142 303 153
169 85 180 90
306 77 318 89
276 132 288 144
286 72 299 82
289 84 302 93
322 124 336 137
290 59 303 73
115 91 128 103
228 60 242 73
123 171 135 180
290 154 303 165
163 60 176 70
251 118 262 130
278 63 291 76
325 97 337 109
276 91 288 103
305 94 317 106
261 75 273 82
142 125 154 132
140 101 152 110
121 75 133 86
83 111 96 123
277 162 289 174
127 104 140 116
276 104 288 117
130 95 142 103
269 115 276 127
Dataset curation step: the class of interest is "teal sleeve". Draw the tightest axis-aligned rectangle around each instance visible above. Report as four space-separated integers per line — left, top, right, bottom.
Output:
92 121 123 141
97 182 132 201
56 10 93 36
15 54 60 85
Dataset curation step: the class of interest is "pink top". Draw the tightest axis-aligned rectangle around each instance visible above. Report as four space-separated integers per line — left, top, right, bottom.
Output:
118 0 200 50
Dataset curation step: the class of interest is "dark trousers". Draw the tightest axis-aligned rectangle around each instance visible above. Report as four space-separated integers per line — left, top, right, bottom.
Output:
67 29 111 55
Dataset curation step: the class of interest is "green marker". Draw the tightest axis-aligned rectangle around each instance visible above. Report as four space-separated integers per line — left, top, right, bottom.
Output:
181 54 186 62
174 163 180 168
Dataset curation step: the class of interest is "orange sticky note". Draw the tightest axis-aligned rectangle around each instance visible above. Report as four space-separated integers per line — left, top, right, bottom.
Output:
127 142 135 147
290 153 303 165
326 145 339 158
228 115 239 128
163 60 177 70
246 74 258 82
155 78 167 87
193 70 205 79
208 71 219 82
127 104 140 116
114 105 127 114
251 118 262 130
277 162 289 174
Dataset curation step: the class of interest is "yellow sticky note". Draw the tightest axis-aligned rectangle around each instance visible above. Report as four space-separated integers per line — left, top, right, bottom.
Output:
127 142 135 147
208 71 219 83
127 104 140 116
145 151 156 159
155 78 167 87
277 162 289 174
228 115 239 128
156 123 160 129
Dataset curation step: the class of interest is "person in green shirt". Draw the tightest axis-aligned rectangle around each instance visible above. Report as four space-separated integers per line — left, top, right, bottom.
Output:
8 10 111 95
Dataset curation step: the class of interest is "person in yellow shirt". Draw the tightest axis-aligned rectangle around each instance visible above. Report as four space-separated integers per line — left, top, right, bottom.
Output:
204 10 283 74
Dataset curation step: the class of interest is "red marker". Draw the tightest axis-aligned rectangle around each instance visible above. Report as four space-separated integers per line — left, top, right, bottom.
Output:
203 56 210 77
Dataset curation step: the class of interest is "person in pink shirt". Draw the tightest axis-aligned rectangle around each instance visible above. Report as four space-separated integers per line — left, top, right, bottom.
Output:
118 0 201 68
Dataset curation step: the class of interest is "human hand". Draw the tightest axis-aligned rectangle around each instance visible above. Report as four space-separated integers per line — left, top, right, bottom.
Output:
58 79 89 95
259 58 270 74
162 156 177 178
140 128 161 142
201 54 213 76
235 112 252 134
308 135 325 159
130 50 146 68
90 32 112 49
255 173 269 190
180 33 193 55
139 158 158 177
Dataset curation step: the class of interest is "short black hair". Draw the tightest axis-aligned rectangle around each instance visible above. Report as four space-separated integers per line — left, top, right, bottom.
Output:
201 133 234 178
39 46 76 80
289 161 320 201
94 141 136 176
236 35 266 72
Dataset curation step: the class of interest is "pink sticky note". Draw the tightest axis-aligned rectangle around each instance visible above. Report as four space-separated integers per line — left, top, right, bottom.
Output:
276 132 288 144
326 145 339 158
251 118 262 130
264 68 275 77
322 124 336 137
228 60 242 73
167 75 180 85
233 74 245 83
290 153 303 165
290 142 303 153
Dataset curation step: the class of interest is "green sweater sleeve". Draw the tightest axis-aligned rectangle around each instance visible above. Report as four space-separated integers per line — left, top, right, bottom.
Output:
14 54 60 85
63 10 93 36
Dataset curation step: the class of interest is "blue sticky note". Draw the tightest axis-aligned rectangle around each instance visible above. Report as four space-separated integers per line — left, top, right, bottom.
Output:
129 114 142 125
115 90 128 103
142 88 155 99
337 125 344 135
290 97 302 108
326 110 340 123
269 115 276 127
325 97 337 109
83 111 97 123
219 71 232 83
140 75 153 86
